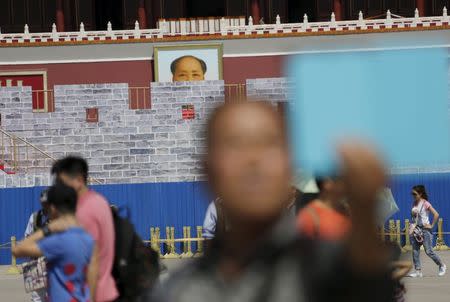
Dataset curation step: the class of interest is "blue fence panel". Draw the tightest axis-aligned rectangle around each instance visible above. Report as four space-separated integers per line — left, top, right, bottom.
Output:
0 181 212 264
0 186 46 265
389 173 450 245
1 174 450 265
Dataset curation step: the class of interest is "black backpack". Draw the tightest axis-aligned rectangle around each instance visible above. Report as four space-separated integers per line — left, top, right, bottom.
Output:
111 207 160 302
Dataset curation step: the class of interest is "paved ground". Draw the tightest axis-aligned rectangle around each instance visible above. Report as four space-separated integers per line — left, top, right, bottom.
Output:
402 251 450 302
1 252 449 301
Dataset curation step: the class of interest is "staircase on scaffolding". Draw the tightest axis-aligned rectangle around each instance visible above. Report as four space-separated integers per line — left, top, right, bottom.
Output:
0 128 102 184
0 128 56 175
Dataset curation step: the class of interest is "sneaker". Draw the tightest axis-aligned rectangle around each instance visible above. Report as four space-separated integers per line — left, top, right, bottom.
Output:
408 270 423 278
438 264 447 277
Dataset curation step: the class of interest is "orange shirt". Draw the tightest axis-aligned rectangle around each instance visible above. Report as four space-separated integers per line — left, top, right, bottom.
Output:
297 201 351 241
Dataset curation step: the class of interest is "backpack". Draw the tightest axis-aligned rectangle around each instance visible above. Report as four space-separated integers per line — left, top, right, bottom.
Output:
111 207 160 302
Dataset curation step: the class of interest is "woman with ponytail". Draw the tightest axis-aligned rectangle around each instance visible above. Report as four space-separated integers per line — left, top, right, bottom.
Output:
408 185 446 277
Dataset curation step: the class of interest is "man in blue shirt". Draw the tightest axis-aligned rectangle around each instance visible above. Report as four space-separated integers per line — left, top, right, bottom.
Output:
13 183 95 302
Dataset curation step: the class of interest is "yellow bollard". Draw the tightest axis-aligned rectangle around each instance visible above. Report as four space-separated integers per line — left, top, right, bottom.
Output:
181 227 188 257
155 227 161 254
171 227 180 258
150 227 161 255
165 227 171 256
194 226 203 257
379 226 386 242
150 227 155 248
395 220 404 251
164 227 179 259
185 226 193 257
389 220 396 242
434 218 449 251
403 219 412 251
7 236 20 274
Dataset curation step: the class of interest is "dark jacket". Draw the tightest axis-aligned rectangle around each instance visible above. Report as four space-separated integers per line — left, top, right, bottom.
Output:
152 216 394 302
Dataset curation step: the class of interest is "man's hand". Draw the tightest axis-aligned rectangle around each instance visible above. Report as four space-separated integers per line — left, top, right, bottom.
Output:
338 141 389 272
338 142 386 211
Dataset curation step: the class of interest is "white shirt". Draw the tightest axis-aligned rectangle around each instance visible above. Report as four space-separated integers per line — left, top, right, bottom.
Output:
202 202 217 239
412 200 432 226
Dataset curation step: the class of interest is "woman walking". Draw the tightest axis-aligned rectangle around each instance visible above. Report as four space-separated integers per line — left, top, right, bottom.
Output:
408 185 446 277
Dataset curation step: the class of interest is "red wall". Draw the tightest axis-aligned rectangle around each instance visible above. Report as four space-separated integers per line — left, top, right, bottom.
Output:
0 55 285 88
0 61 153 89
0 74 45 109
223 55 285 83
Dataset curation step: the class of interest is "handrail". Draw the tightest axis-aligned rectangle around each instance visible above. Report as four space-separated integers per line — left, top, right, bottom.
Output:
0 128 56 161
0 128 102 184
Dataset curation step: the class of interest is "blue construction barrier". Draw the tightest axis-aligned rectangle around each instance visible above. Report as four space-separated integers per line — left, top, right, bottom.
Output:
1 174 450 264
0 181 212 264
389 173 450 246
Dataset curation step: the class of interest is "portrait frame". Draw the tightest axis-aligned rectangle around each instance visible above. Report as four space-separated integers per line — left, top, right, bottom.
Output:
153 43 223 82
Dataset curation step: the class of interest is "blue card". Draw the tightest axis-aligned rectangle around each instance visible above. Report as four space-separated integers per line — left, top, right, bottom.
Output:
287 48 450 175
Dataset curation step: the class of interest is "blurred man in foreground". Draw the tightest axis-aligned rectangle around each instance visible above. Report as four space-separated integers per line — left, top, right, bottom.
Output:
153 101 394 302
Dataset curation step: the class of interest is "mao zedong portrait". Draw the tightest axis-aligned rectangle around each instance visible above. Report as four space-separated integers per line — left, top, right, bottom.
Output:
171 55 207 82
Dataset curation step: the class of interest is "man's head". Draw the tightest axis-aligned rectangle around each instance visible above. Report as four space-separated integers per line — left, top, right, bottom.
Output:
205 101 292 224
46 183 78 219
171 56 207 82
40 189 50 216
51 156 88 194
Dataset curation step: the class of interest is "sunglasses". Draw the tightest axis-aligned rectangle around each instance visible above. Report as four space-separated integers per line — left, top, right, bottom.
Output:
411 192 419 196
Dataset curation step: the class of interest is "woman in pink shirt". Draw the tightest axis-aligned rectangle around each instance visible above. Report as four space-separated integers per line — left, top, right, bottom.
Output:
408 185 446 278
